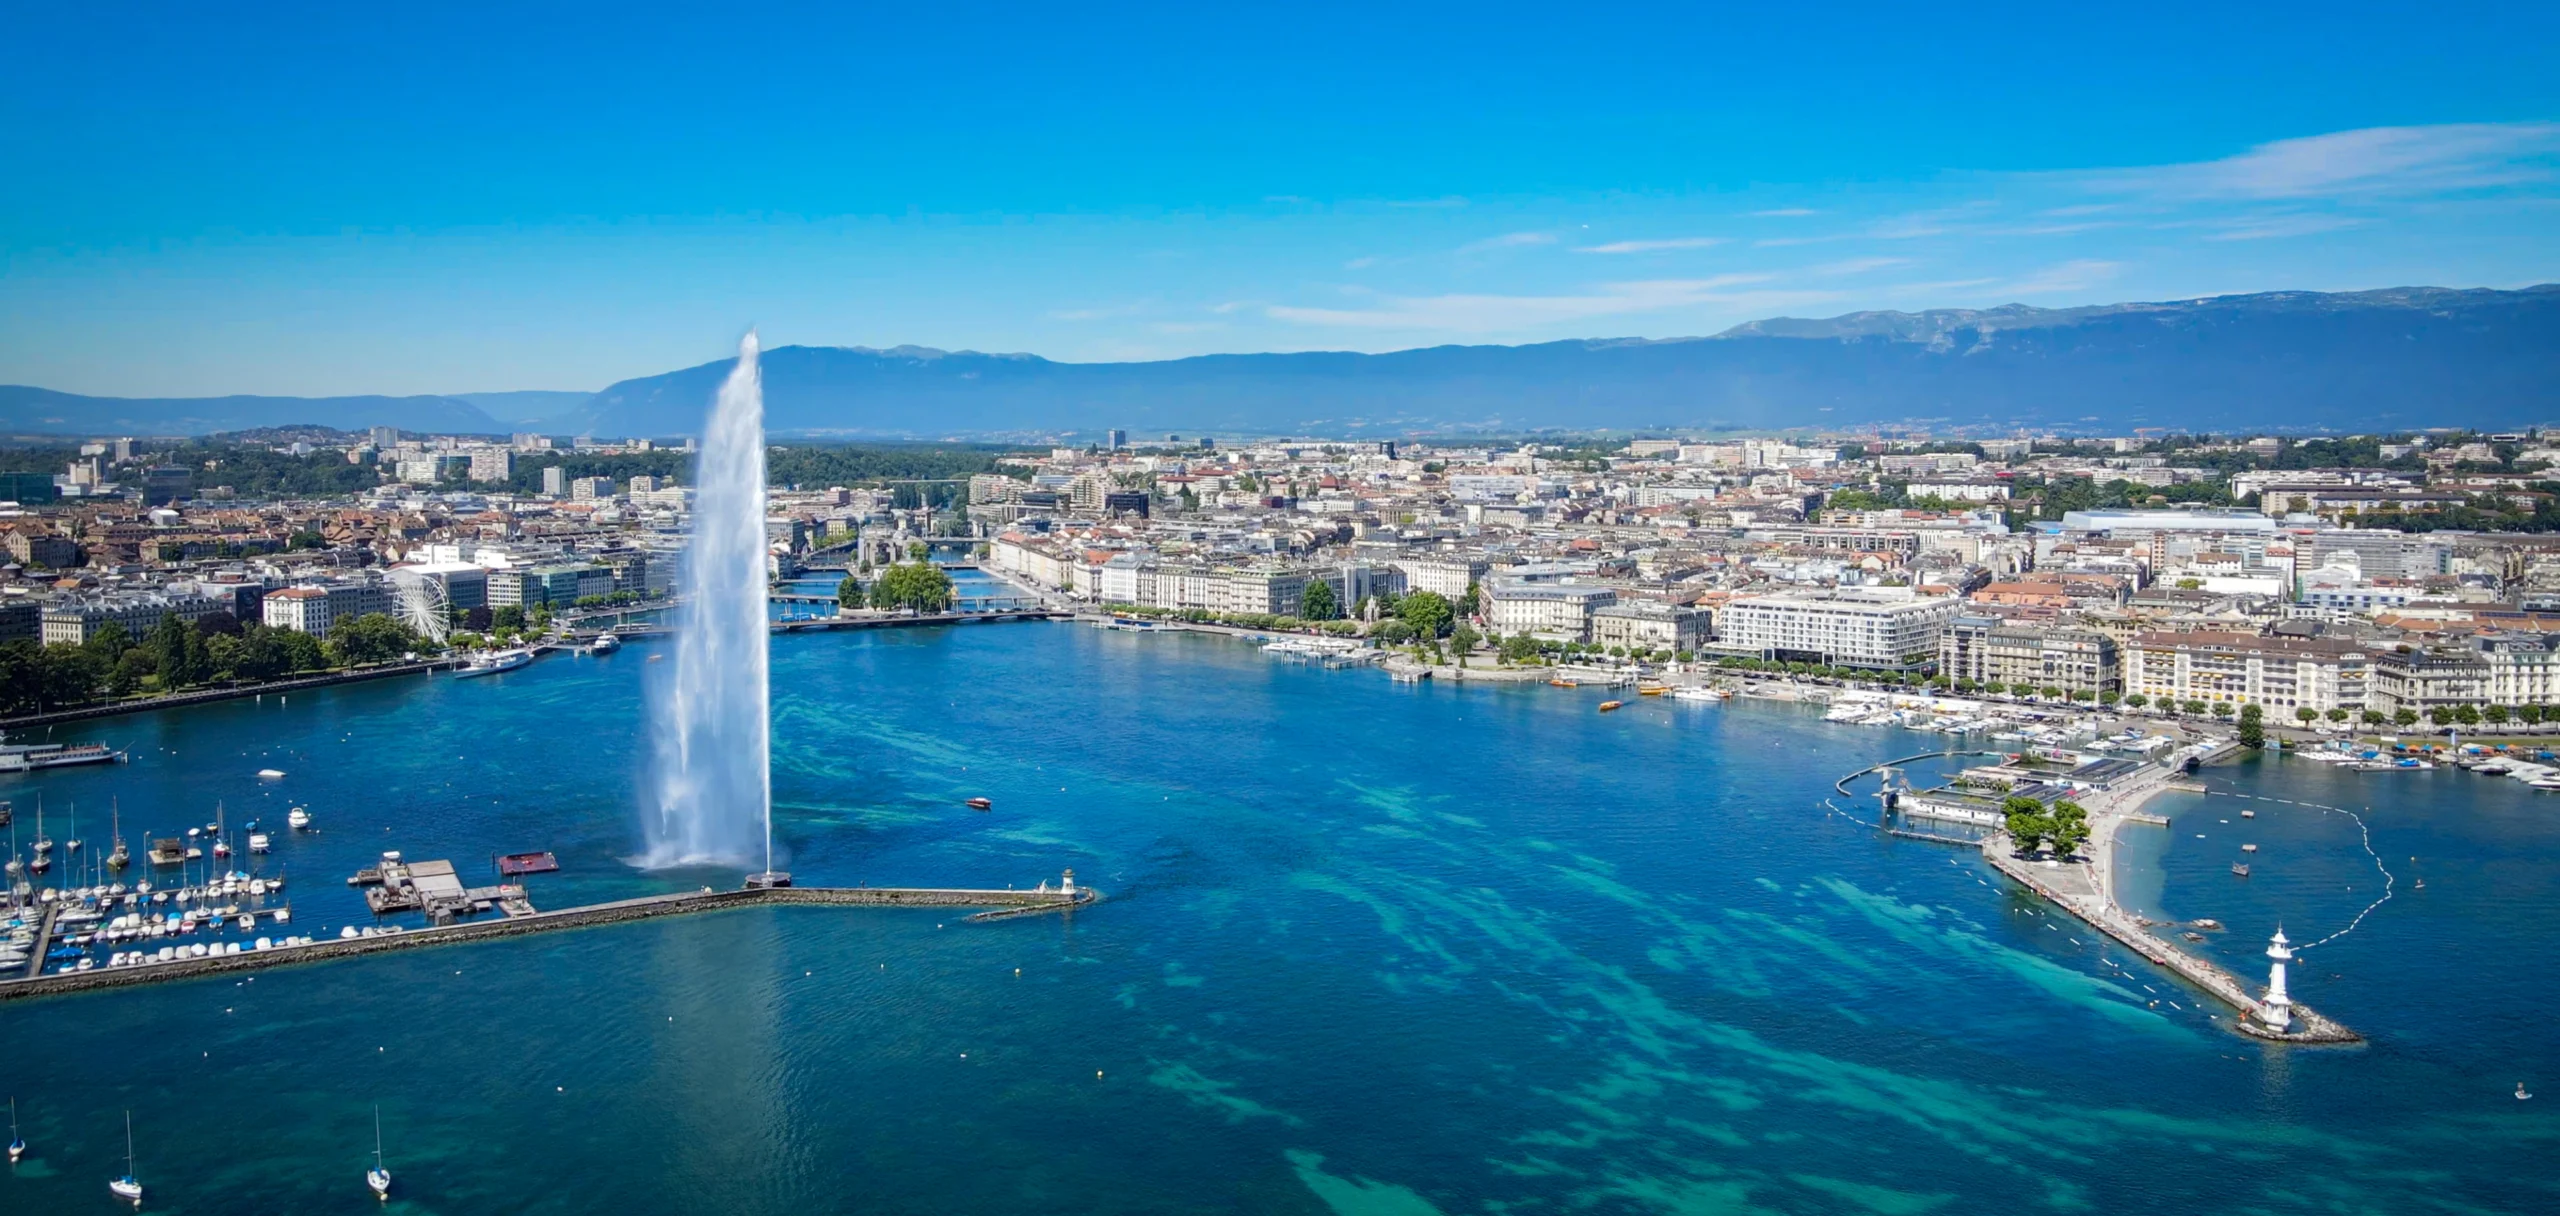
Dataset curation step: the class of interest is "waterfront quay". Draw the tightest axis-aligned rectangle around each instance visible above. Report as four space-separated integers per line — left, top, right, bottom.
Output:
1970 756 2362 1044
0 879 1097 1004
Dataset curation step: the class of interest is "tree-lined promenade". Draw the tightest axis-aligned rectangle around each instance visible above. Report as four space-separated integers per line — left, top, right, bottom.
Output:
0 608 437 717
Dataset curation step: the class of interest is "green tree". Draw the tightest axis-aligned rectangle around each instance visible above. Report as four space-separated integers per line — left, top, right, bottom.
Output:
492 606 526 631
82 621 132 666
2361 710 2386 726
2393 707 2418 728
2183 699 2208 716
2237 703 2266 749
1499 633 1541 665
1397 591 1455 639
2326 707 2349 725
907 541 930 562
2522 704 2547 726
2003 796 2053 854
2455 703 2482 727
2485 703 2511 725
2047 800 2091 859
870 562 956 613
328 613 427 666
2123 693 2147 709
1300 580 1339 621
837 573 865 608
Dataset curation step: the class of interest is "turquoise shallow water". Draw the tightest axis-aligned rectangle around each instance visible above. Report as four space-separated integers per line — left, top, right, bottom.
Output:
2 612 2556 1214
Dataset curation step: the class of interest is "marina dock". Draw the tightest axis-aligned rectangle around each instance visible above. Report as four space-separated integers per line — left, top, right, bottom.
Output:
0 879 1098 1004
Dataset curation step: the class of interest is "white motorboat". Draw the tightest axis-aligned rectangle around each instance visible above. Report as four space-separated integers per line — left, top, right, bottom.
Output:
288 808 313 831
249 832 271 854
454 649 535 679
589 631 622 655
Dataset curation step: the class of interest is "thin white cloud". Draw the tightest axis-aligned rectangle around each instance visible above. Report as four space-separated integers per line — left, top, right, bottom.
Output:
2198 214 2367 241
2080 122 2560 200
1265 275 1847 332
1343 256 1380 269
1811 257 1912 276
1456 231 1557 254
1047 302 1150 322
1994 259 2123 295
1574 236 1726 254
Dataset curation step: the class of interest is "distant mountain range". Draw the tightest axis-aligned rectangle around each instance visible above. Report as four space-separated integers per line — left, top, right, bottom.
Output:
8 285 2558 439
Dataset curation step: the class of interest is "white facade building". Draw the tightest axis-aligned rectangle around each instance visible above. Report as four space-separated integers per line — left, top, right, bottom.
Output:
1716 587 1958 670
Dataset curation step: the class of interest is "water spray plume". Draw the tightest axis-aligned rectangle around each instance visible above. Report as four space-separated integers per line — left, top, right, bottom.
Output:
644 330 772 869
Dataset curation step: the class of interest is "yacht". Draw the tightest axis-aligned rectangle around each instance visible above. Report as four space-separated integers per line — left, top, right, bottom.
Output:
288 808 313 831
589 631 622 655
108 1111 142 1203
367 1106 392 1199
8 1096 23 1163
248 833 272 855
454 649 535 679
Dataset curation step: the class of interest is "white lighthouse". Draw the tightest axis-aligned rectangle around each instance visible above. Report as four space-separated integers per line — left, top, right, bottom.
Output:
2258 925 2295 1032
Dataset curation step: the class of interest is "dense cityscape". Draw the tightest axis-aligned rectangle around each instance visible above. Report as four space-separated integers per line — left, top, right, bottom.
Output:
13 426 2560 732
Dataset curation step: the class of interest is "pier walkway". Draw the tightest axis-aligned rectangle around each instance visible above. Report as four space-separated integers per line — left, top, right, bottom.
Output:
0 882 1097 1004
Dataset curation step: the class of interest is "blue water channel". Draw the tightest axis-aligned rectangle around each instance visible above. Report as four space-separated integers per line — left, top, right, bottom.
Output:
0 606 2553 1214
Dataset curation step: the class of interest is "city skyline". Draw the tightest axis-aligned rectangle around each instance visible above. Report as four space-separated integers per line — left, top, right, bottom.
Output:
4 3 2557 397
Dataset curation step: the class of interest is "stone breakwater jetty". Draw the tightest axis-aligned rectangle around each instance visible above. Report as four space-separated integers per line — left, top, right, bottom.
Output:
1980 841 2360 1045
0 880 1097 1004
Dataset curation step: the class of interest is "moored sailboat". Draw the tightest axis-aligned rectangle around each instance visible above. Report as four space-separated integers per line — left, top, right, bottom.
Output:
366 1105 392 1199
108 1110 142 1203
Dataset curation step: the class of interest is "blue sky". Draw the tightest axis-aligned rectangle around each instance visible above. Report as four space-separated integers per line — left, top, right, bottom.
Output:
4 2 2557 397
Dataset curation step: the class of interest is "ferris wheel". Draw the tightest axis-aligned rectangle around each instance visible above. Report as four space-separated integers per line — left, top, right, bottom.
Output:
389 568 452 643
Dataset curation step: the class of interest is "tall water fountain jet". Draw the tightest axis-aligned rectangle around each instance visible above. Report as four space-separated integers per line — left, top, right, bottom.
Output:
645 332 773 873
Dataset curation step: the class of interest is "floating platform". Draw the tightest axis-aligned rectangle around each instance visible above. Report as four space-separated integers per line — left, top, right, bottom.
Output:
494 851 560 877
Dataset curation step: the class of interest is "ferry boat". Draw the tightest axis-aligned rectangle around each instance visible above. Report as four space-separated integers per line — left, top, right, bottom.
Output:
0 742 121 773
454 649 535 678
589 631 622 655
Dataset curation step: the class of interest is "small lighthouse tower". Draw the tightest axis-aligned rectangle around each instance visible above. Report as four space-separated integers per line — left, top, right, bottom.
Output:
2258 926 2295 1033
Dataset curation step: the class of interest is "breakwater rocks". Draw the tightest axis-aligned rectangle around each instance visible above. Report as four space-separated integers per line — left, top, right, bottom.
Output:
1982 845 2360 1045
0 883 1096 1004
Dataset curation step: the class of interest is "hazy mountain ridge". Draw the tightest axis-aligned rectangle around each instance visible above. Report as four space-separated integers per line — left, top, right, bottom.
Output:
0 385 502 437
8 286 2558 438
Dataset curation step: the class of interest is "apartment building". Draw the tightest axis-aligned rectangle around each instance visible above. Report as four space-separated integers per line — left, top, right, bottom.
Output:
1589 601 1711 652
2123 632 2369 713
1938 614 2120 694
1483 580 1618 642
1716 587 1958 670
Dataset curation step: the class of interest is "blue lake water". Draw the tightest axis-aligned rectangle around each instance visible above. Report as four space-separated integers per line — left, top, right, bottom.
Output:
1 616 2555 1214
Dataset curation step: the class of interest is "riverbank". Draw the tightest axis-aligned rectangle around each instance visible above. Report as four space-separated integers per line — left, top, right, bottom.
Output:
0 657 459 732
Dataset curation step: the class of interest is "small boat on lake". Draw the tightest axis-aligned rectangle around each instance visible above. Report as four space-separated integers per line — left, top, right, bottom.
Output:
454 649 535 679
965 797 992 811
1548 678 1578 688
249 833 271 854
8 1096 24 1163
1598 700 1625 712
108 1110 142 1204
366 1105 392 1200
2231 863 2251 877
589 632 622 656
288 808 313 831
